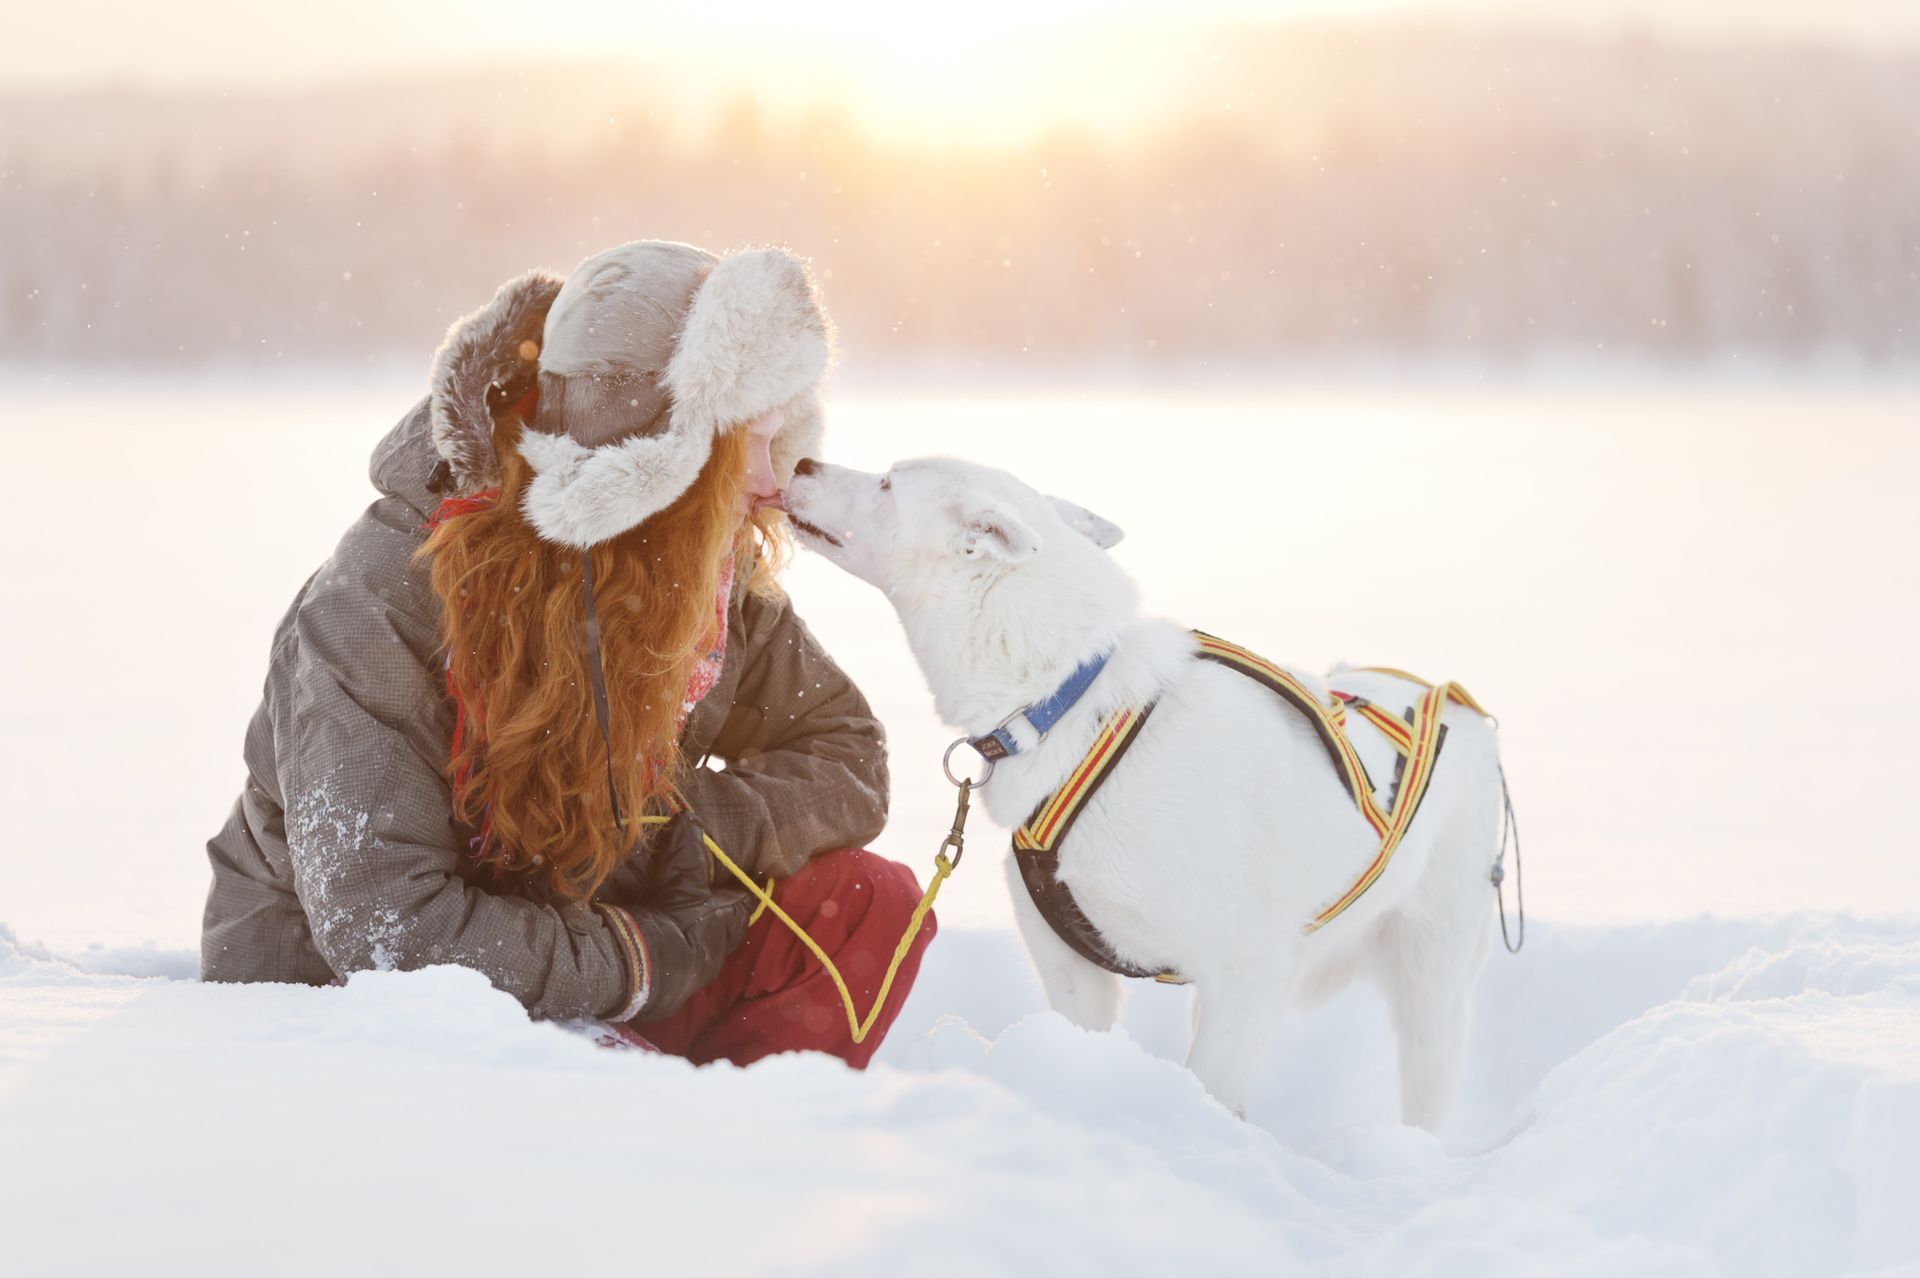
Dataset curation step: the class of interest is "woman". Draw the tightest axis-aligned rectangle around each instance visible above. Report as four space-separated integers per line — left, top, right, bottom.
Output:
201 240 933 1067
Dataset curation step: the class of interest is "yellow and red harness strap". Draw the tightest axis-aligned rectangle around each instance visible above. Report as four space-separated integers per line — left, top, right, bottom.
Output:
1014 633 1489 940
1348 666 1490 717
1191 632 1392 838
1309 680 1452 929
1012 706 1176 981
1333 672 1486 760
1338 696 1415 756
1016 706 1151 853
1192 640 1485 931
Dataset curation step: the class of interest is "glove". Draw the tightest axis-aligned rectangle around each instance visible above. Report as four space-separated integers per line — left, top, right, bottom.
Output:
640 809 716 910
617 811 755 1022
628 885 755 1021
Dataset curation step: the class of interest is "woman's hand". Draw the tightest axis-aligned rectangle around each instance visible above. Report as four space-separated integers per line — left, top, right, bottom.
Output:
613 810 756 1021
627 885 754 1022
640 809 716 909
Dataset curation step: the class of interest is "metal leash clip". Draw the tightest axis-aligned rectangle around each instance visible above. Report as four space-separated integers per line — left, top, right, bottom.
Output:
937 778 974 871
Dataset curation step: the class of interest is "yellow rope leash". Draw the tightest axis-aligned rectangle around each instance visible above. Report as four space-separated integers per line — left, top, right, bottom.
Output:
629 780 971 1045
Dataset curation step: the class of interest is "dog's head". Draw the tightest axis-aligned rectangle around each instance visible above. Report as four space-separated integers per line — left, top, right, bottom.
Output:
783 455 1124 600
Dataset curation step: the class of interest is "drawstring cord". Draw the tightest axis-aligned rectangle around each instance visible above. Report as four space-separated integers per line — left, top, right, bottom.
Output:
578 550 628 833
580 550 960 1042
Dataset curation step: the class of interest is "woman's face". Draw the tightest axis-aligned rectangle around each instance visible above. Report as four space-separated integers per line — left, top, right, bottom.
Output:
742 406 786 517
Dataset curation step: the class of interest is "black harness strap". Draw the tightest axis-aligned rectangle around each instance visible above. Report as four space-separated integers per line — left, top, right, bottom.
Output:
1011 636 1455 983
1010 704 1166 981
1191 630 1373 804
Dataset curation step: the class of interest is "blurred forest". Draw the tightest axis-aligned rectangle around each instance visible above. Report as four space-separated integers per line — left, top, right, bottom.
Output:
3 22 1916 372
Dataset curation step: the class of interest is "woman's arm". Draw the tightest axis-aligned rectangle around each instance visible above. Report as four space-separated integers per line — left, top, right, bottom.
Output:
276 532 648 1022
674 589 890 881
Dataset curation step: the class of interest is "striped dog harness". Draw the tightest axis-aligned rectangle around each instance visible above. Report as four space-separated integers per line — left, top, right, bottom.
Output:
1011 631 1489 982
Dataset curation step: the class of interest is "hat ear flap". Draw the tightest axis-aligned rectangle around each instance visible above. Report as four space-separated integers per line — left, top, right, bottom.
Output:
665 249 832 439
769 389 826 487
517 422 714 548
429 269 566 494
484 354 542 421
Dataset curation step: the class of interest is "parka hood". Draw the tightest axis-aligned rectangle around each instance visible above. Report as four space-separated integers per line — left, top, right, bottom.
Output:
368 396 449 526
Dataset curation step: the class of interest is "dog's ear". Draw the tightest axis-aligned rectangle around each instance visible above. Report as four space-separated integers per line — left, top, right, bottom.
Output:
1048 496 1125 550
961 504 1042 563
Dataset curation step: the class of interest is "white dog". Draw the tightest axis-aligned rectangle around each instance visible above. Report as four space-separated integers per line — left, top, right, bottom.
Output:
784 456 1504 1126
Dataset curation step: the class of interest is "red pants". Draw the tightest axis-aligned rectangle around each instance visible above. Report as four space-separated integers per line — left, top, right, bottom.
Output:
618 848 936 1070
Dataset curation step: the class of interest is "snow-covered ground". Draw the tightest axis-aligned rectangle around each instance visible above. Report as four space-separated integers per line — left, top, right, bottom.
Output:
3 374 1916 1273
4 912 1916 1275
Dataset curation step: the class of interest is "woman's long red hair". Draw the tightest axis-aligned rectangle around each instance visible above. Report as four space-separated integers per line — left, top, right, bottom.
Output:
415 414 785 902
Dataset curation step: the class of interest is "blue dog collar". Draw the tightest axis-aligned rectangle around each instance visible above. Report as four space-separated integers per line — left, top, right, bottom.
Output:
968 651 1112 761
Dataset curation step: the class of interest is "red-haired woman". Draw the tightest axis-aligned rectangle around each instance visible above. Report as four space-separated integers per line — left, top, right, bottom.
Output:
201 241 932 1066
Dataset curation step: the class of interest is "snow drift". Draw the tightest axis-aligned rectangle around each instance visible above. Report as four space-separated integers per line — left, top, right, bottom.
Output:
2 915 1915 1276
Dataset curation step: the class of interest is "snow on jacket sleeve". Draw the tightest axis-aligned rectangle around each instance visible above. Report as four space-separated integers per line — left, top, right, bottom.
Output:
674 588 890 881
274 527 641 1022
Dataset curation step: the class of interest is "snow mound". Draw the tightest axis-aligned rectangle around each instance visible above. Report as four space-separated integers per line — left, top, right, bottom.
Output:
1684 937 1920 1004
2 915 1915 1275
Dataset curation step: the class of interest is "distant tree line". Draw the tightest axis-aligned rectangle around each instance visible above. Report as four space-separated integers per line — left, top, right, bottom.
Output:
2 24 1915 372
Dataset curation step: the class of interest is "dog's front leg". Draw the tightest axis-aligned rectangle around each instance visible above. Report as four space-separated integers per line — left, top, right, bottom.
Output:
1186 972 1287 1119
1004 855 1123 1031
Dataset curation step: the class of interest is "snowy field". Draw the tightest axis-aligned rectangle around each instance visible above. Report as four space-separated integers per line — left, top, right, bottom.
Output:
5 915 1917 1274
2 372 1917 1274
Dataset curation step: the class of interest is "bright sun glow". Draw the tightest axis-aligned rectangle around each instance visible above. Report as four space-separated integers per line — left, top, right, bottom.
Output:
13 0 1918 145
624 3 1232 145
7 0 1400 144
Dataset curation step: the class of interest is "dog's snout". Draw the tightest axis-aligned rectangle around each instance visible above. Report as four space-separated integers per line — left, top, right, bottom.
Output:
792 457 820 478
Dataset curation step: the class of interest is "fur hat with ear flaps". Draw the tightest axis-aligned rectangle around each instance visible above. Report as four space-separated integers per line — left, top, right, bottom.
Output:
427 240 832 547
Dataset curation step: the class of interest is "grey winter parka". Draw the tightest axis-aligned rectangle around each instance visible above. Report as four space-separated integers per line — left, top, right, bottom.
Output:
199 397 889 1021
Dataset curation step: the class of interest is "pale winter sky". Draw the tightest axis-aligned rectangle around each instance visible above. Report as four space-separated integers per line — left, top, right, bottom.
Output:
13 0 1915 150
13 0 1917 91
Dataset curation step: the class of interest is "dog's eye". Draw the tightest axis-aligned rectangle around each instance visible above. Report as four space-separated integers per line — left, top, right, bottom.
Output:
879 475 892 492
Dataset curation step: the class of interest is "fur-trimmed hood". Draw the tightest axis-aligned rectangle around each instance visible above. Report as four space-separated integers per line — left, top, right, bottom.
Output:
424 245 831 545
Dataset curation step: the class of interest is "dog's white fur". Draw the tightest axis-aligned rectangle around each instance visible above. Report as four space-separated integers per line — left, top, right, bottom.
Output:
786 457 1501 1125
